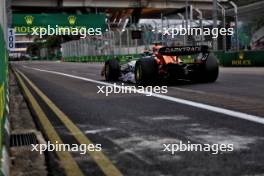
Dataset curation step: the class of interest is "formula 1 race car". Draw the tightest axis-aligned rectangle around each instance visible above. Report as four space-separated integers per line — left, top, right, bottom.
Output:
102 45 219 86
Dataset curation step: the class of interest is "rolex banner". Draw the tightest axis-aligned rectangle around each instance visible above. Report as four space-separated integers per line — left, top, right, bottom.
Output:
12 13 107 33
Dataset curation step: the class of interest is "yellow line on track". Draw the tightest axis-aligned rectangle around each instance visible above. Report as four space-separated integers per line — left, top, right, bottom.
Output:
14 69 84 176
16 69 123 176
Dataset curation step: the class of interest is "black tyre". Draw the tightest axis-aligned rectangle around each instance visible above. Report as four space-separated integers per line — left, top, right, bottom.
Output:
135 58 158 86
105 58 120 81
195 53 219 83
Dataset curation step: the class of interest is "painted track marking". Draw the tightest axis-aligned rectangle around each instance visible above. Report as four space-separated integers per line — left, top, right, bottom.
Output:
14 69 84 176
16 68 123 176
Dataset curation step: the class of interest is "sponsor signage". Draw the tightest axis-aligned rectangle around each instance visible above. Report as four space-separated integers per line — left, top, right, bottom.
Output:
159 46 209 55
231 52 252 66
12 13 107 34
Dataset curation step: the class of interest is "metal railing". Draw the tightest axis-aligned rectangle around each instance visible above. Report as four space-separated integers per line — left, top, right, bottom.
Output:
62 27 157 58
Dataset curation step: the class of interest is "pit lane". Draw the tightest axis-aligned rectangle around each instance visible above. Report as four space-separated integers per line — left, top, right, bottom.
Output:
11 61 264 176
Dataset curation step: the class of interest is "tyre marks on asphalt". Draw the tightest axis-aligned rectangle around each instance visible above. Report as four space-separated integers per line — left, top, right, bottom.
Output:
107 114 264 175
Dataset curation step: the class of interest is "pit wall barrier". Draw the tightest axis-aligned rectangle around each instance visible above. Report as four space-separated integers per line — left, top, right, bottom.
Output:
63 50 264 67
214 50 264 67
0 22 9 176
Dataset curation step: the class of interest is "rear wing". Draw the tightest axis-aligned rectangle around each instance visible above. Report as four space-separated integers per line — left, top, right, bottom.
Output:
158 45 209 56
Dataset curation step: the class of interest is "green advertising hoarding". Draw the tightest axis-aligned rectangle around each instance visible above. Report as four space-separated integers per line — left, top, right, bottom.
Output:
12 13 107 33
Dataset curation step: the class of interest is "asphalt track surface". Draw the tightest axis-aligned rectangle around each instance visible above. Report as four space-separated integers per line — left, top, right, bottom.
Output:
12 61 264 176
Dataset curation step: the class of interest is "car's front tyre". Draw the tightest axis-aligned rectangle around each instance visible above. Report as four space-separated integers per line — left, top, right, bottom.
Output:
105 58 120 81
135 58 158 86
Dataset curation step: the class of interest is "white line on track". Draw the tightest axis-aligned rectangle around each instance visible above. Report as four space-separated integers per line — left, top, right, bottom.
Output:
169 87 206 94
21 65 264 125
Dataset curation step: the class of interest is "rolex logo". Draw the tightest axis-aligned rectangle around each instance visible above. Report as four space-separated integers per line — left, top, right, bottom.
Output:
24 15 34 25
239 52 244 60
68 15 76 25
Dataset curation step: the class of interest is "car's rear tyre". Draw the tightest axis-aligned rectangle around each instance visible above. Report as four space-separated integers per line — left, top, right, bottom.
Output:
135 58 158 86
195 53 219 83
105 58 120 81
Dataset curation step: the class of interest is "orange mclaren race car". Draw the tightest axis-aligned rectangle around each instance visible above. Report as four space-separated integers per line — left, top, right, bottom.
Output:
103 45 219 86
